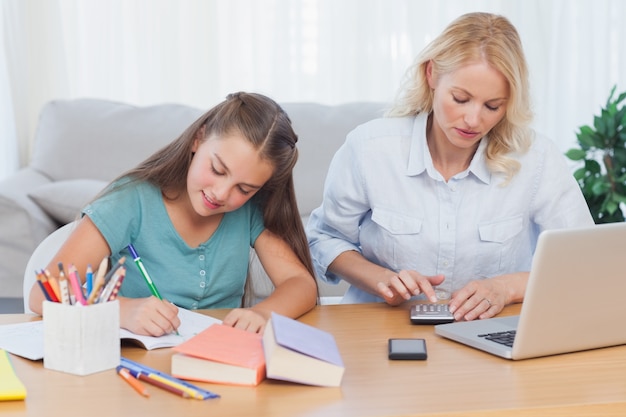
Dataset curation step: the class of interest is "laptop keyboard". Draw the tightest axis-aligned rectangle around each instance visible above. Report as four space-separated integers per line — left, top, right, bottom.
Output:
478 330 517 347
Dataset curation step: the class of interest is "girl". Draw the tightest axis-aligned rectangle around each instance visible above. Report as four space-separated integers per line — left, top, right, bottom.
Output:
30 92 318 335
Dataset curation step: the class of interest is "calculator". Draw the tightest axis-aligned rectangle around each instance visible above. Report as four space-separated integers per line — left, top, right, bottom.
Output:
410 303 455 325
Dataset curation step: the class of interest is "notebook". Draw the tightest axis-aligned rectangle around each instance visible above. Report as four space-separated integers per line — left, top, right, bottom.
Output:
435 222 626 360
0 349 27 401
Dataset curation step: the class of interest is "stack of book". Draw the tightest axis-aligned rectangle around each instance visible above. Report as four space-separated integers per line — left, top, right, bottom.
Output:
171 312 345 387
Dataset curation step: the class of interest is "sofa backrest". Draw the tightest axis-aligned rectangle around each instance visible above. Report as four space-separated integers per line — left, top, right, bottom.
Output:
31 99 203 182
281 102 386 216
30 98 387 218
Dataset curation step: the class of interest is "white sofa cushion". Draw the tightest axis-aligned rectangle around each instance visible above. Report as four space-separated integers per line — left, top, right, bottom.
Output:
27 179 108 224
30 99 202 182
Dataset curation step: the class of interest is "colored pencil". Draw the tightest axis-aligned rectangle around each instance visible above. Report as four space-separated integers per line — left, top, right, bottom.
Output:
132 370 190 398
117 366 150 397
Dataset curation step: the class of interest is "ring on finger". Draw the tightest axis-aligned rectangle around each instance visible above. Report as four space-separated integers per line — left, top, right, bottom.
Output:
482 298 492 307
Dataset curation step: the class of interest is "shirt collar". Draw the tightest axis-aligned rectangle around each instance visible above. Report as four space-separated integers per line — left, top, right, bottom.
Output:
406 113 491 184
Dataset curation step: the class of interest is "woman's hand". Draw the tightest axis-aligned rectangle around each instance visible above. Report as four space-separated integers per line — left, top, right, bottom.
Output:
448 272 528 321
222 307 269 333
376 270 445 306
119 296 180 336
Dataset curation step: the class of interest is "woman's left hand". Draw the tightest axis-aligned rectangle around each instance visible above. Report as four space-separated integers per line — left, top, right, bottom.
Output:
448 272 528 321
222 307 269 333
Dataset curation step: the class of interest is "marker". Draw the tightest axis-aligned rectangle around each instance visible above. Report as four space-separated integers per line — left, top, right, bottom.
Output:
127 244 179 334
127 244 162 300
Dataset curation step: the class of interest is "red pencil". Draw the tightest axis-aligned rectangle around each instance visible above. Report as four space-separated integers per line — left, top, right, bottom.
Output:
37 271 59 302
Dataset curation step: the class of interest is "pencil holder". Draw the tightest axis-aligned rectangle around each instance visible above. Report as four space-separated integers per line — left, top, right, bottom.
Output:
43 300 120 376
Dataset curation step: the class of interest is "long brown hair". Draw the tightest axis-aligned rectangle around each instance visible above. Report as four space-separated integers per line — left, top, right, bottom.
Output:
103 92 316 300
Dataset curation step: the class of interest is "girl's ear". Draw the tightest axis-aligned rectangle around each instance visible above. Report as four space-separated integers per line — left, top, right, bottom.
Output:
192 125 206 152
426 60 436 89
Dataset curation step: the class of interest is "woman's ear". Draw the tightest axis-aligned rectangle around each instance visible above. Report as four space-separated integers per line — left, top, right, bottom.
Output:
426 60 436 89
192 125 206 152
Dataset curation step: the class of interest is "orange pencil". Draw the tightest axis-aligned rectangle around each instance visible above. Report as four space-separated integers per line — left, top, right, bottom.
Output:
117 366 150 397
37 271 59 302
43 269 61 301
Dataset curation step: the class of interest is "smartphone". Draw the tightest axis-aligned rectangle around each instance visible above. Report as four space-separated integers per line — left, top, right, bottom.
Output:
388 338 427 360
410 303 455 325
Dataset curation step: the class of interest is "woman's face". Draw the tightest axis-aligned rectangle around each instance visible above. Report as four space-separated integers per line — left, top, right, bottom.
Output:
427 60 509 151
187 131 274 216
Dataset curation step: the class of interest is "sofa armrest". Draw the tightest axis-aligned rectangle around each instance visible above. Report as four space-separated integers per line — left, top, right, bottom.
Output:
0 168 58 298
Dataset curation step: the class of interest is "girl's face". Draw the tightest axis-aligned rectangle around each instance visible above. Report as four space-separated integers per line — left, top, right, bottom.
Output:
187 131 274 216
427 60 508 151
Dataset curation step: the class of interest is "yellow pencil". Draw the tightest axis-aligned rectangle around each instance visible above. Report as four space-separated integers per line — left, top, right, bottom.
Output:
146 373 204 400
86 257 108 305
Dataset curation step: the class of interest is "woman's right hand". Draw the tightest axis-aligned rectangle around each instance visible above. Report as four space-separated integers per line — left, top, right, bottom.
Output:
119 296 180 336
376 270 445 306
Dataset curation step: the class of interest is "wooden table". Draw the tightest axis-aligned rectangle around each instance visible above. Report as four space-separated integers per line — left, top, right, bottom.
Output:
2 302 626 417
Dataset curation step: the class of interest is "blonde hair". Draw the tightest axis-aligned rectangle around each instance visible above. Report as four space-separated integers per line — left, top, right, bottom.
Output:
388 12 533 182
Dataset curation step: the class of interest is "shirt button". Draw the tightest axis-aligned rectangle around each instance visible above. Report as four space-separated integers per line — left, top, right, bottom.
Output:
443 260 449 267
191 302 198 309
199 281 206 288
199 255 205 261
199 270 206 276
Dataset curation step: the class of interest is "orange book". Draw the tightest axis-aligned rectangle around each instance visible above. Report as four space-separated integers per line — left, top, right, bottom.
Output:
171 324 265 386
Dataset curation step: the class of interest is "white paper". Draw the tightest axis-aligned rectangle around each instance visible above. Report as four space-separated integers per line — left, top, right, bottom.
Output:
0 308 222 360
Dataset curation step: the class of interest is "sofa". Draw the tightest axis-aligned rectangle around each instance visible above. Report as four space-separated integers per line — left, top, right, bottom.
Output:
0 97 387 307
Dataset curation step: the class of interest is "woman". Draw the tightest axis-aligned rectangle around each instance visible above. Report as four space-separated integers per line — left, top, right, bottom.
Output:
306 12 593 321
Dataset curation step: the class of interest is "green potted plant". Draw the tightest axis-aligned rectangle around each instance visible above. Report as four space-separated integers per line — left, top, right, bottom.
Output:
565 85 626 223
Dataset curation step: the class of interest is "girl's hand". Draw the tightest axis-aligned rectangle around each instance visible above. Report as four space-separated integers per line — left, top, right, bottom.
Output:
222 307 269 333
119 296 180 336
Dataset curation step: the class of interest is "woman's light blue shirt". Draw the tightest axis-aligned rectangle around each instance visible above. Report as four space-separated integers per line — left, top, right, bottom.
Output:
306 114 594 303
83 181 265 309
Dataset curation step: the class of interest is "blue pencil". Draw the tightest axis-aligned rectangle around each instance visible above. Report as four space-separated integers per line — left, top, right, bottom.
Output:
120 357 219 400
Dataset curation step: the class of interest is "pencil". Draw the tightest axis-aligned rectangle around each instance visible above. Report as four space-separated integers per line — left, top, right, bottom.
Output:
99 267 125 303
104 257 126 286
85 264 93 298
35 273 52 302
117 366 150 397
36 270 59 302
147 373 205 400
43 269 61 301
57 270 71 305
134 371 190 398
86 257 108 305
67 264 87 305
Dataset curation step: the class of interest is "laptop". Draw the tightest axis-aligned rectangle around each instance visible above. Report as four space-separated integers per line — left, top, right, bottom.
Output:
434 222 626 360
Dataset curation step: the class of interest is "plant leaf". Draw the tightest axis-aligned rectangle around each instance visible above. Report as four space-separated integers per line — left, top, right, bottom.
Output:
565 148 586 160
